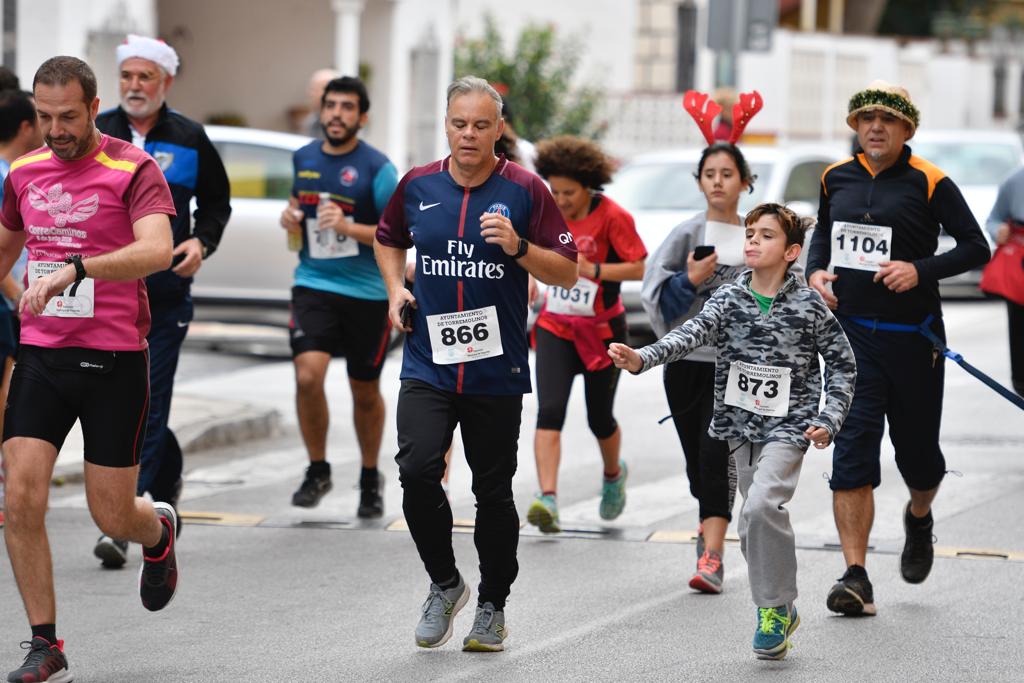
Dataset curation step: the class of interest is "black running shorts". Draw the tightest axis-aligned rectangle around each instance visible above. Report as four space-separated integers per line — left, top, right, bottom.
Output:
3 345 150 468
289 286 391 381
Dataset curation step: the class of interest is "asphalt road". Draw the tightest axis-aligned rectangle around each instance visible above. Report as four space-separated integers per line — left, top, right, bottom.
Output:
1 300 1021 682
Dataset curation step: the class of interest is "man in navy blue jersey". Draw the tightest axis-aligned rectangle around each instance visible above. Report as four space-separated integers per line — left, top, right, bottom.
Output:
375 76 577 652
280 76 398 517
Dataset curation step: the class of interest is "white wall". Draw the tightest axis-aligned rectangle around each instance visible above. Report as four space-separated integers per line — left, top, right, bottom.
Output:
452 0 636 93
158 0 334 132
16 0 156 108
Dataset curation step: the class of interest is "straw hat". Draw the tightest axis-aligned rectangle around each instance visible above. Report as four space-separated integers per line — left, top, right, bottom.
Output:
846 80 919 137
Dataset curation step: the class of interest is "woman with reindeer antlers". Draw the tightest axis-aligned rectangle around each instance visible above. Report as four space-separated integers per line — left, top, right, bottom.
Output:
640 90 764 594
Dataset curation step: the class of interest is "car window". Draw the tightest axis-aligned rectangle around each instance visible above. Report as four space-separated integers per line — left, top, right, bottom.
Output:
909 142 1020 186
783 160 828 206
212 141 294 200
607 161 771 213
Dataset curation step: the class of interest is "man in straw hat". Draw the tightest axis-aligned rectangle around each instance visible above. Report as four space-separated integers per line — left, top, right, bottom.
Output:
807 80 990 616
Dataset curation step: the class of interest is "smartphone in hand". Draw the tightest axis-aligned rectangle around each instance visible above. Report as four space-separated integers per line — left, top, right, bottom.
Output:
400 301 415 330
693 245 715 261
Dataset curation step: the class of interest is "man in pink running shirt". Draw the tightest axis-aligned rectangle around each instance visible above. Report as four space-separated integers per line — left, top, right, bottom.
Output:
0 56 179 683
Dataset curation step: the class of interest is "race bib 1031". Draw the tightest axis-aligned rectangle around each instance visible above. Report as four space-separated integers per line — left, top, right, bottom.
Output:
545 278 598 317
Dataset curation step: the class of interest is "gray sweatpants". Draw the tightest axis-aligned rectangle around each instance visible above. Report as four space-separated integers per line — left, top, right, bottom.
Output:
729 439 806 608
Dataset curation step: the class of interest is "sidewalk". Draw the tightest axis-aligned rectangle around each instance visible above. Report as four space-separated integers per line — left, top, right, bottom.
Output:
53 392 281 482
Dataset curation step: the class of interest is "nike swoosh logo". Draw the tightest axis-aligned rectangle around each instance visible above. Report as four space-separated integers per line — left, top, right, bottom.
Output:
177 321 190 328
419 201 441 211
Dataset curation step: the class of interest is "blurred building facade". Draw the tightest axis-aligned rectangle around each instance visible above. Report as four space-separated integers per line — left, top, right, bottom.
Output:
2 0 1023 162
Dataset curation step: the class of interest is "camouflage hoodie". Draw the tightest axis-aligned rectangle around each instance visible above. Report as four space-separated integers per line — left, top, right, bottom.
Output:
637 270 856 447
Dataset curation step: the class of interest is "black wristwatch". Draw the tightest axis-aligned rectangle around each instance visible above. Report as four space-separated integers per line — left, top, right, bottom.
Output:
64 254 86 282
512 237 529 260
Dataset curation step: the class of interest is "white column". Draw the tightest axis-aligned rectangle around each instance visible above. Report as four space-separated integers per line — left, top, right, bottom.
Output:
332 0 365 76
800 0 816 32
828 0 845 34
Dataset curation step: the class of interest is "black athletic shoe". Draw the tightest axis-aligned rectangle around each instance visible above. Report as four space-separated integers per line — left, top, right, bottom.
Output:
291 466 332 508
140 502 179 612
357 473 385 519
826 565 877 616
7 637 72 682
901 503 935 584
94 535 129 569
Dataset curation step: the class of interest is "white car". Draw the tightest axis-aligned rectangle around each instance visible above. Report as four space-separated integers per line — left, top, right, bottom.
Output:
602 144 846 335
908 130 1024 297
192 125 312 311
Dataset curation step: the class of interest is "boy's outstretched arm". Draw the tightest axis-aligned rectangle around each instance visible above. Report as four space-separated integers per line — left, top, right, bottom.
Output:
621 287 726 374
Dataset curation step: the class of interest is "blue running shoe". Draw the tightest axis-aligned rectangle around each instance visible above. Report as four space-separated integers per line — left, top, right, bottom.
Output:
753 604 799 660
599 461 628 520
526 494 561 533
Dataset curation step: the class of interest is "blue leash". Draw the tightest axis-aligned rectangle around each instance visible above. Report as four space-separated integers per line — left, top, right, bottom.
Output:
849 314 1024 412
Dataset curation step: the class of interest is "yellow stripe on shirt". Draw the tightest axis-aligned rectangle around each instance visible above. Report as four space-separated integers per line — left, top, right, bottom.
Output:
10 150 53 172
94 151 138 173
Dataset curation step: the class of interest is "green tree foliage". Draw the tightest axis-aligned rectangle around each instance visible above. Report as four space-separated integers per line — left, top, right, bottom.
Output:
454 15 602 141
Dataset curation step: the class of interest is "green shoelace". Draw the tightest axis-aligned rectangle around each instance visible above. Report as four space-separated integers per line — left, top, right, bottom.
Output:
758 607 791 635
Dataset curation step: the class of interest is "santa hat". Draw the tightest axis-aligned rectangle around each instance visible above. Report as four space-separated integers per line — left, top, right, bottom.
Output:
116 34 179 76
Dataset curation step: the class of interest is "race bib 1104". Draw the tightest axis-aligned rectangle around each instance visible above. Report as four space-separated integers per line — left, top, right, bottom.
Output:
831 221 892 272
723 361 791 417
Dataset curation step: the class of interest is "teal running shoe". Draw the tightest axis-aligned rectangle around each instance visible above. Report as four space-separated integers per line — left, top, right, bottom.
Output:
598 461 628 520
526 494 561 533
752 604 800 660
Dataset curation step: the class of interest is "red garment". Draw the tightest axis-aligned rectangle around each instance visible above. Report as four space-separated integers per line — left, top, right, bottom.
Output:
536 194 646 343
543 301 626 371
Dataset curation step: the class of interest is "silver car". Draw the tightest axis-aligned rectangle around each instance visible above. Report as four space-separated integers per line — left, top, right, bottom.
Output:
602 144 846 335
192 125 312 311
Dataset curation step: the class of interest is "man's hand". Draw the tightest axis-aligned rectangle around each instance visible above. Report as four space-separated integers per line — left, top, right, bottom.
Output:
995 222 1010 246
687 250 718 287
317 201 351 236
280 207 303 234
873 260 918 293
388 287 417 333
171 238 205 277
480 212 520 256
809 270 838 309
21 264 75 317
608 342 643 373
805 425 832 449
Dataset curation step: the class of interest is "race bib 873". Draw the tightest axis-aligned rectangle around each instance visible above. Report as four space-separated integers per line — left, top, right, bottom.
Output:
723 361 792 417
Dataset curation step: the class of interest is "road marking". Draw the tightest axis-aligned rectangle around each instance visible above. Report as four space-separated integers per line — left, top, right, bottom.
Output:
180 511 265 526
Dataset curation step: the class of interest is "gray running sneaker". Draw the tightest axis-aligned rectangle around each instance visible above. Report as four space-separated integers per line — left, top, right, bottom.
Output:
94 535 128 569
415 579 470 648
462 602 508 652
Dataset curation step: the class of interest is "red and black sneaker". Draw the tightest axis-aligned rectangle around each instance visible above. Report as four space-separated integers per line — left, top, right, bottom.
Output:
139 502 179 612
7 637 72 682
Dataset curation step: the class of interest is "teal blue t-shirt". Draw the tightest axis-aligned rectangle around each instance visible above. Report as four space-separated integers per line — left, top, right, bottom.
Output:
291 140 398 300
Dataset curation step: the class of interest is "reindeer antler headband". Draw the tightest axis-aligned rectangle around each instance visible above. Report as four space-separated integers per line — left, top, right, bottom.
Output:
682 90 763 146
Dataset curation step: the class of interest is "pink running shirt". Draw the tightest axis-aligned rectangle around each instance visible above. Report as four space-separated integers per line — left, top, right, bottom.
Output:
0 134 176 350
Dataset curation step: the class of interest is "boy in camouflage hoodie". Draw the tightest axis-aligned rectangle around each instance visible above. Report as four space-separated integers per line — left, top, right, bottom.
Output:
610 203 856 660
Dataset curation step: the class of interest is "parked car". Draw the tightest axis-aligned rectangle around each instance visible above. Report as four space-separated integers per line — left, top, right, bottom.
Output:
909 129 1024 298
191 125 312 316
602 144 846 335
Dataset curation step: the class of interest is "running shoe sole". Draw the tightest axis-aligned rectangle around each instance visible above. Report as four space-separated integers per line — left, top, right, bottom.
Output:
526 500 560 534
826 585 877 616
94 538 127 569
292 480 333 508
753 613 800 660
463 626 509 653
688 573 723 594
416 583 469 649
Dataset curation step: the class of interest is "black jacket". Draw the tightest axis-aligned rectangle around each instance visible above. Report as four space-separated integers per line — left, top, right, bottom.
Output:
97 104 231 304
807 146 990 322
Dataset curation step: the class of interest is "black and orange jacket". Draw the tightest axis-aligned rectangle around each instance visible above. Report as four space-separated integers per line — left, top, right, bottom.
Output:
807 145 990 323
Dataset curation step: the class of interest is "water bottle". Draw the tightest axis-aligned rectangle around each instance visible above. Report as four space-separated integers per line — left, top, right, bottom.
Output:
287 207 304 252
